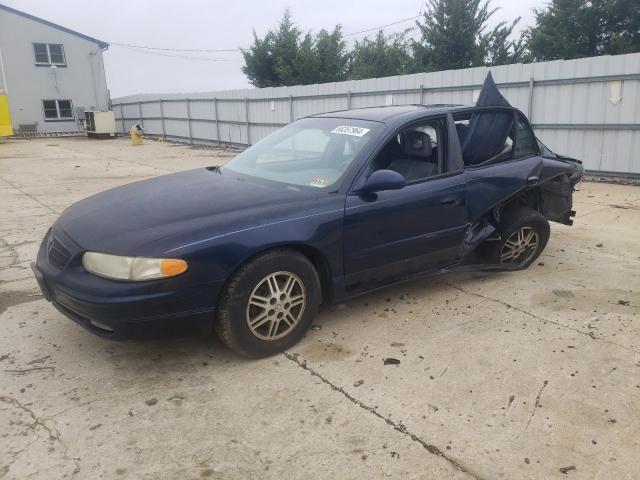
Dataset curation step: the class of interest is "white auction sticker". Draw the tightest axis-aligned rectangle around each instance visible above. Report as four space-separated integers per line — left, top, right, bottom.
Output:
330 126 370 137
309 176 329 188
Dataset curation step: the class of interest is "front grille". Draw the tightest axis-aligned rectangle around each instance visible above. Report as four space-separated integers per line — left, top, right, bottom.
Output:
48 236 71 269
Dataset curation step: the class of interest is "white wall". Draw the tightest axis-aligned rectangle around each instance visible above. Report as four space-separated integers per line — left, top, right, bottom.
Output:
0 8 109 132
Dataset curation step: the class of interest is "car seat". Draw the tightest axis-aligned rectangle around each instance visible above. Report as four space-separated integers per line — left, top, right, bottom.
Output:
387 131 437 181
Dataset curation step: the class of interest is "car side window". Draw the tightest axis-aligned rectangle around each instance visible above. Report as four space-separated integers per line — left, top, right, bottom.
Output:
370 119 444 183
513 113 538 158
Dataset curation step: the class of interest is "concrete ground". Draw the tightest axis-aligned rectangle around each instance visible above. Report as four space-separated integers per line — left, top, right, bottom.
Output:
0 137 638 480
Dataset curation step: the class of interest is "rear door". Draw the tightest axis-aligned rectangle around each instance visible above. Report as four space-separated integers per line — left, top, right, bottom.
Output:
343 115 467 292
456 109 543 220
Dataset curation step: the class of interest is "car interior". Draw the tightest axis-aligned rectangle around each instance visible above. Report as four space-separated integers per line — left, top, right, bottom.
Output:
241 125 375 187
371 122 442 182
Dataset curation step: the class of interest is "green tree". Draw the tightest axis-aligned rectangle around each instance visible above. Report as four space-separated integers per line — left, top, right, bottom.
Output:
413 0 495 70
315 26 350 83
242 11 349 87
603 0 640 54
526 0 640 61
241 29 277 88
486 19 526 66
413 0 524 71
348 30 414 80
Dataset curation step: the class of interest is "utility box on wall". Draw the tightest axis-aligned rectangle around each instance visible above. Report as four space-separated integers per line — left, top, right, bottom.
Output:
85 110 116 139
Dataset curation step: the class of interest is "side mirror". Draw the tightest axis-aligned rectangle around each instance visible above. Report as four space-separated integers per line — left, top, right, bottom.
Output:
360 170 406 193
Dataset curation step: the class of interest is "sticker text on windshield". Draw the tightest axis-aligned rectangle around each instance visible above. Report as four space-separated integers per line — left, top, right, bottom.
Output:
330 126 370 137
309 176 329 188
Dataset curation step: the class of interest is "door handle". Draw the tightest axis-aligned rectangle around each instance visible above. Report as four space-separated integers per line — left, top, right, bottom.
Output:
527 176 539 185
439 198 459 206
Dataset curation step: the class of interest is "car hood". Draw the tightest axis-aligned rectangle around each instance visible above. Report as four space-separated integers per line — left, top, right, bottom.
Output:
57 168 325 255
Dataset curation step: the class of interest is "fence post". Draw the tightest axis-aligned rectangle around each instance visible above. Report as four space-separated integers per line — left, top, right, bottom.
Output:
138 101 144 130
159 100 166 140
347 91 351 109
119 104 125 134
527 76 535 121
185 99 193 144
213 97 221 147
419 84 424 105
244 97 250 145
289 95 293 123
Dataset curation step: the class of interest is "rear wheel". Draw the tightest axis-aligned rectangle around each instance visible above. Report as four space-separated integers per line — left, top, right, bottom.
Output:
215 250 321 357
479 207 550 269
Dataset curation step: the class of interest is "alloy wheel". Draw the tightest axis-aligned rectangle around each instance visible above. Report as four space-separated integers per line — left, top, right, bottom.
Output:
246 271 306 341
499 226 539 265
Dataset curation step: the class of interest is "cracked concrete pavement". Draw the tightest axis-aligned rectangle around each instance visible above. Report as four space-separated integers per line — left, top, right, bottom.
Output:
0 137 638 479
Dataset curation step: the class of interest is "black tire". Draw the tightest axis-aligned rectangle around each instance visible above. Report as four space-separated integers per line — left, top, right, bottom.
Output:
215 249 321 358
479 207 550 269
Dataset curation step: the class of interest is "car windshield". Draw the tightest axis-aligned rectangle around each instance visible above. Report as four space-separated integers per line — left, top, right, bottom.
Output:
222 117 383 189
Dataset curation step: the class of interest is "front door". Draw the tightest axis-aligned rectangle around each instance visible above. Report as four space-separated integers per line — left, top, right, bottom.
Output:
343 117 467 292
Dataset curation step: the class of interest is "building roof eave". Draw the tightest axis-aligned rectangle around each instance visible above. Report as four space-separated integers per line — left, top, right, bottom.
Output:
0 3 109 49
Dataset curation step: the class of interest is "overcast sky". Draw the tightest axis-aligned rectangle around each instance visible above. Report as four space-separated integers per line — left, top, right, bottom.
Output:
5 0 546 98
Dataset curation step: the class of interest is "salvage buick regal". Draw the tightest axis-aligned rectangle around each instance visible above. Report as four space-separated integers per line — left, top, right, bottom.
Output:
32 76 583 357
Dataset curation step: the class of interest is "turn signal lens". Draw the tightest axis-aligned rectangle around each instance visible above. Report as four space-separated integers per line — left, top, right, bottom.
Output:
82 252 188 281
161 259 188 277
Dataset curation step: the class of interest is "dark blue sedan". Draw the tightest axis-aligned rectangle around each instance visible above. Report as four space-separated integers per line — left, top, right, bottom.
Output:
33 100 583 357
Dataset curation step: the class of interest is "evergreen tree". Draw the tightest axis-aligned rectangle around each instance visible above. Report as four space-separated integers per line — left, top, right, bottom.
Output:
413 0 524 70
348 30 414 80
242 4 531 87
242 11 349 87
315 26 350 83
241 29 278 88
526 0 640 61
486 19 525 66
413 0 495 70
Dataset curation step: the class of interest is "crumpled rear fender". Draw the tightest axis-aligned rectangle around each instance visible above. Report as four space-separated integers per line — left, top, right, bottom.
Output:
461 155 583 254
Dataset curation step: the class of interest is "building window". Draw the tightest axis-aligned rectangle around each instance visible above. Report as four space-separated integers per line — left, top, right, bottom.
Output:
43 100 74 121
33 43 66 66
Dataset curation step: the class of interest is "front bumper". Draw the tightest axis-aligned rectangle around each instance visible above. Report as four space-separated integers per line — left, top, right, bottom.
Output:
33 227 224 340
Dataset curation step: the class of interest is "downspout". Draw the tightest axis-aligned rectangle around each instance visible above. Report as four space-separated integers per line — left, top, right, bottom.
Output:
0 46 8 94
88 49 100 109
99 45 109 110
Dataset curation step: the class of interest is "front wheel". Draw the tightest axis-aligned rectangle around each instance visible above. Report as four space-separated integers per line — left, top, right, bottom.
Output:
479 207 550 269
215 250 321 357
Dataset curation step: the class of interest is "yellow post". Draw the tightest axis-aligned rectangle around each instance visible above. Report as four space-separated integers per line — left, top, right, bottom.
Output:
0 91 13 137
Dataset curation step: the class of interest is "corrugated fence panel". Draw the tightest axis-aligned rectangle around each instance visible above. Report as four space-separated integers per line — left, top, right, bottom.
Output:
218 122 246 144
294 96 348 119
121 103 139 119
141 102 160 118
217 100 244 123
250 124 281 144
190 120 216 142
113 53 640 176
141 119 162 136
164 118 189 139
163 100 187 119
601 130 638 173
189 100 216 121
249 99 289 125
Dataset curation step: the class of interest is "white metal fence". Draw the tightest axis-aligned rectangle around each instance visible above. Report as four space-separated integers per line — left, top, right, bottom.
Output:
112 53 640 177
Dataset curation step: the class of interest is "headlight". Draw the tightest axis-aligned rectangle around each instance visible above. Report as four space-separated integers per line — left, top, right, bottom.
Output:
82 252 188 281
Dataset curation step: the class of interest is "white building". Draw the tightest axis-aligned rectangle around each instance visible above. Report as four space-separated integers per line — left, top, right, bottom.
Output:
0 4 109 133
